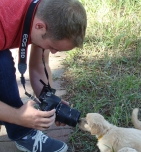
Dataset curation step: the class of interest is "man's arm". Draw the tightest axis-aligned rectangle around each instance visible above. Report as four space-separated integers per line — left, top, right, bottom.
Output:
0 45 57 129
29 44 52 98
0 100 56 130
29 44 70 127
0 101 18 124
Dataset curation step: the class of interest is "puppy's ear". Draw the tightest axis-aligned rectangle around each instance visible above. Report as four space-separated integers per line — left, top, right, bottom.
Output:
90 123 101 135
91 121 110 136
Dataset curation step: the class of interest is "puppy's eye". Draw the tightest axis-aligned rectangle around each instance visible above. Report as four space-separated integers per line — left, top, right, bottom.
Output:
84 120 88 124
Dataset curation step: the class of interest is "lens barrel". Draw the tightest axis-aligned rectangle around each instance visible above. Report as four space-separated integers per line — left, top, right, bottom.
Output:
56 103 81 127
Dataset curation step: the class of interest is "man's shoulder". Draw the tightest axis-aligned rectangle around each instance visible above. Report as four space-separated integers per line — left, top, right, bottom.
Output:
0 0 31 9
0 0 32 50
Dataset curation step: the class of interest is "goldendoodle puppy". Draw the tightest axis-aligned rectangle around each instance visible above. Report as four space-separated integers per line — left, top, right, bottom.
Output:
78 108 141 152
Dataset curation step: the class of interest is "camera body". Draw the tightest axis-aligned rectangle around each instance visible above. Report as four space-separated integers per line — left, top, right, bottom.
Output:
38 84 80 127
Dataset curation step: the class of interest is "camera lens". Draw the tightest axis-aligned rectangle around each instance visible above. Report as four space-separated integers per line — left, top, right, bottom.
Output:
56 103 81 127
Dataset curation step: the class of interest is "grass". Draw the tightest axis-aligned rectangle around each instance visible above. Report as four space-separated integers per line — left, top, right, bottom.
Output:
61 0 141 151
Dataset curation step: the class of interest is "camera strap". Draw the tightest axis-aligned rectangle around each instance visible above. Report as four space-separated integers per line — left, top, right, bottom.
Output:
41 49 56 94
18 0 40 97
18 0 55 100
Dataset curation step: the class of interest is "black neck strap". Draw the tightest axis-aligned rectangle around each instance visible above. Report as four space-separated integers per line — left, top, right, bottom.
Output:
18 0 40 93
18 0 55 98
41 49 54 92
18 0 40 75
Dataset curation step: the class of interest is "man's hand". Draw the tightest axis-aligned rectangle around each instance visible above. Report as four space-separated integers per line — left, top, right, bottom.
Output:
55 99 70 126
16 100 56 130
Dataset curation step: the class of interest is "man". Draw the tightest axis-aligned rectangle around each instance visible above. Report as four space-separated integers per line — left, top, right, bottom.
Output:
0 0 87 151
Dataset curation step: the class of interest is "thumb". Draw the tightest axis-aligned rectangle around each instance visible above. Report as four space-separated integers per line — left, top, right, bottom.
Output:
27 100 36 106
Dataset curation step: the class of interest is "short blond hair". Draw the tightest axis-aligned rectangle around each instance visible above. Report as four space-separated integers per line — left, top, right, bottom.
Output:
36 0 87 48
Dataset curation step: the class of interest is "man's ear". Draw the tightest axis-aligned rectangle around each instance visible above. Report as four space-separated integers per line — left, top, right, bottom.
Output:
35 22 47 31
35 23 43 29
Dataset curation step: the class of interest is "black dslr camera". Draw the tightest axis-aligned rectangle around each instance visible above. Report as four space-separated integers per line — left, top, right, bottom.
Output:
38 80 81 127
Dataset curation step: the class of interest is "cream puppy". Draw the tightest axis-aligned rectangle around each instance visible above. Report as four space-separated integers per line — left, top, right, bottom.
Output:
78 108 141 152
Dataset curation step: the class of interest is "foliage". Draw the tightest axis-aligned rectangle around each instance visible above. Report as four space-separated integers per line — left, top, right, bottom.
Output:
62 0 141 151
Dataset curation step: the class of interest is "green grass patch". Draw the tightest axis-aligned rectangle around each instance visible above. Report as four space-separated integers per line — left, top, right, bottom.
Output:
61 0 141 151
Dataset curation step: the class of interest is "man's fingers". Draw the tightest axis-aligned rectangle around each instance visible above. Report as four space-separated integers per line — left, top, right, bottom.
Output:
55 121 66 126
34 112 56 130
40 109 56 117
38 115 56 123
27 100 36 106
61 99 70 106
